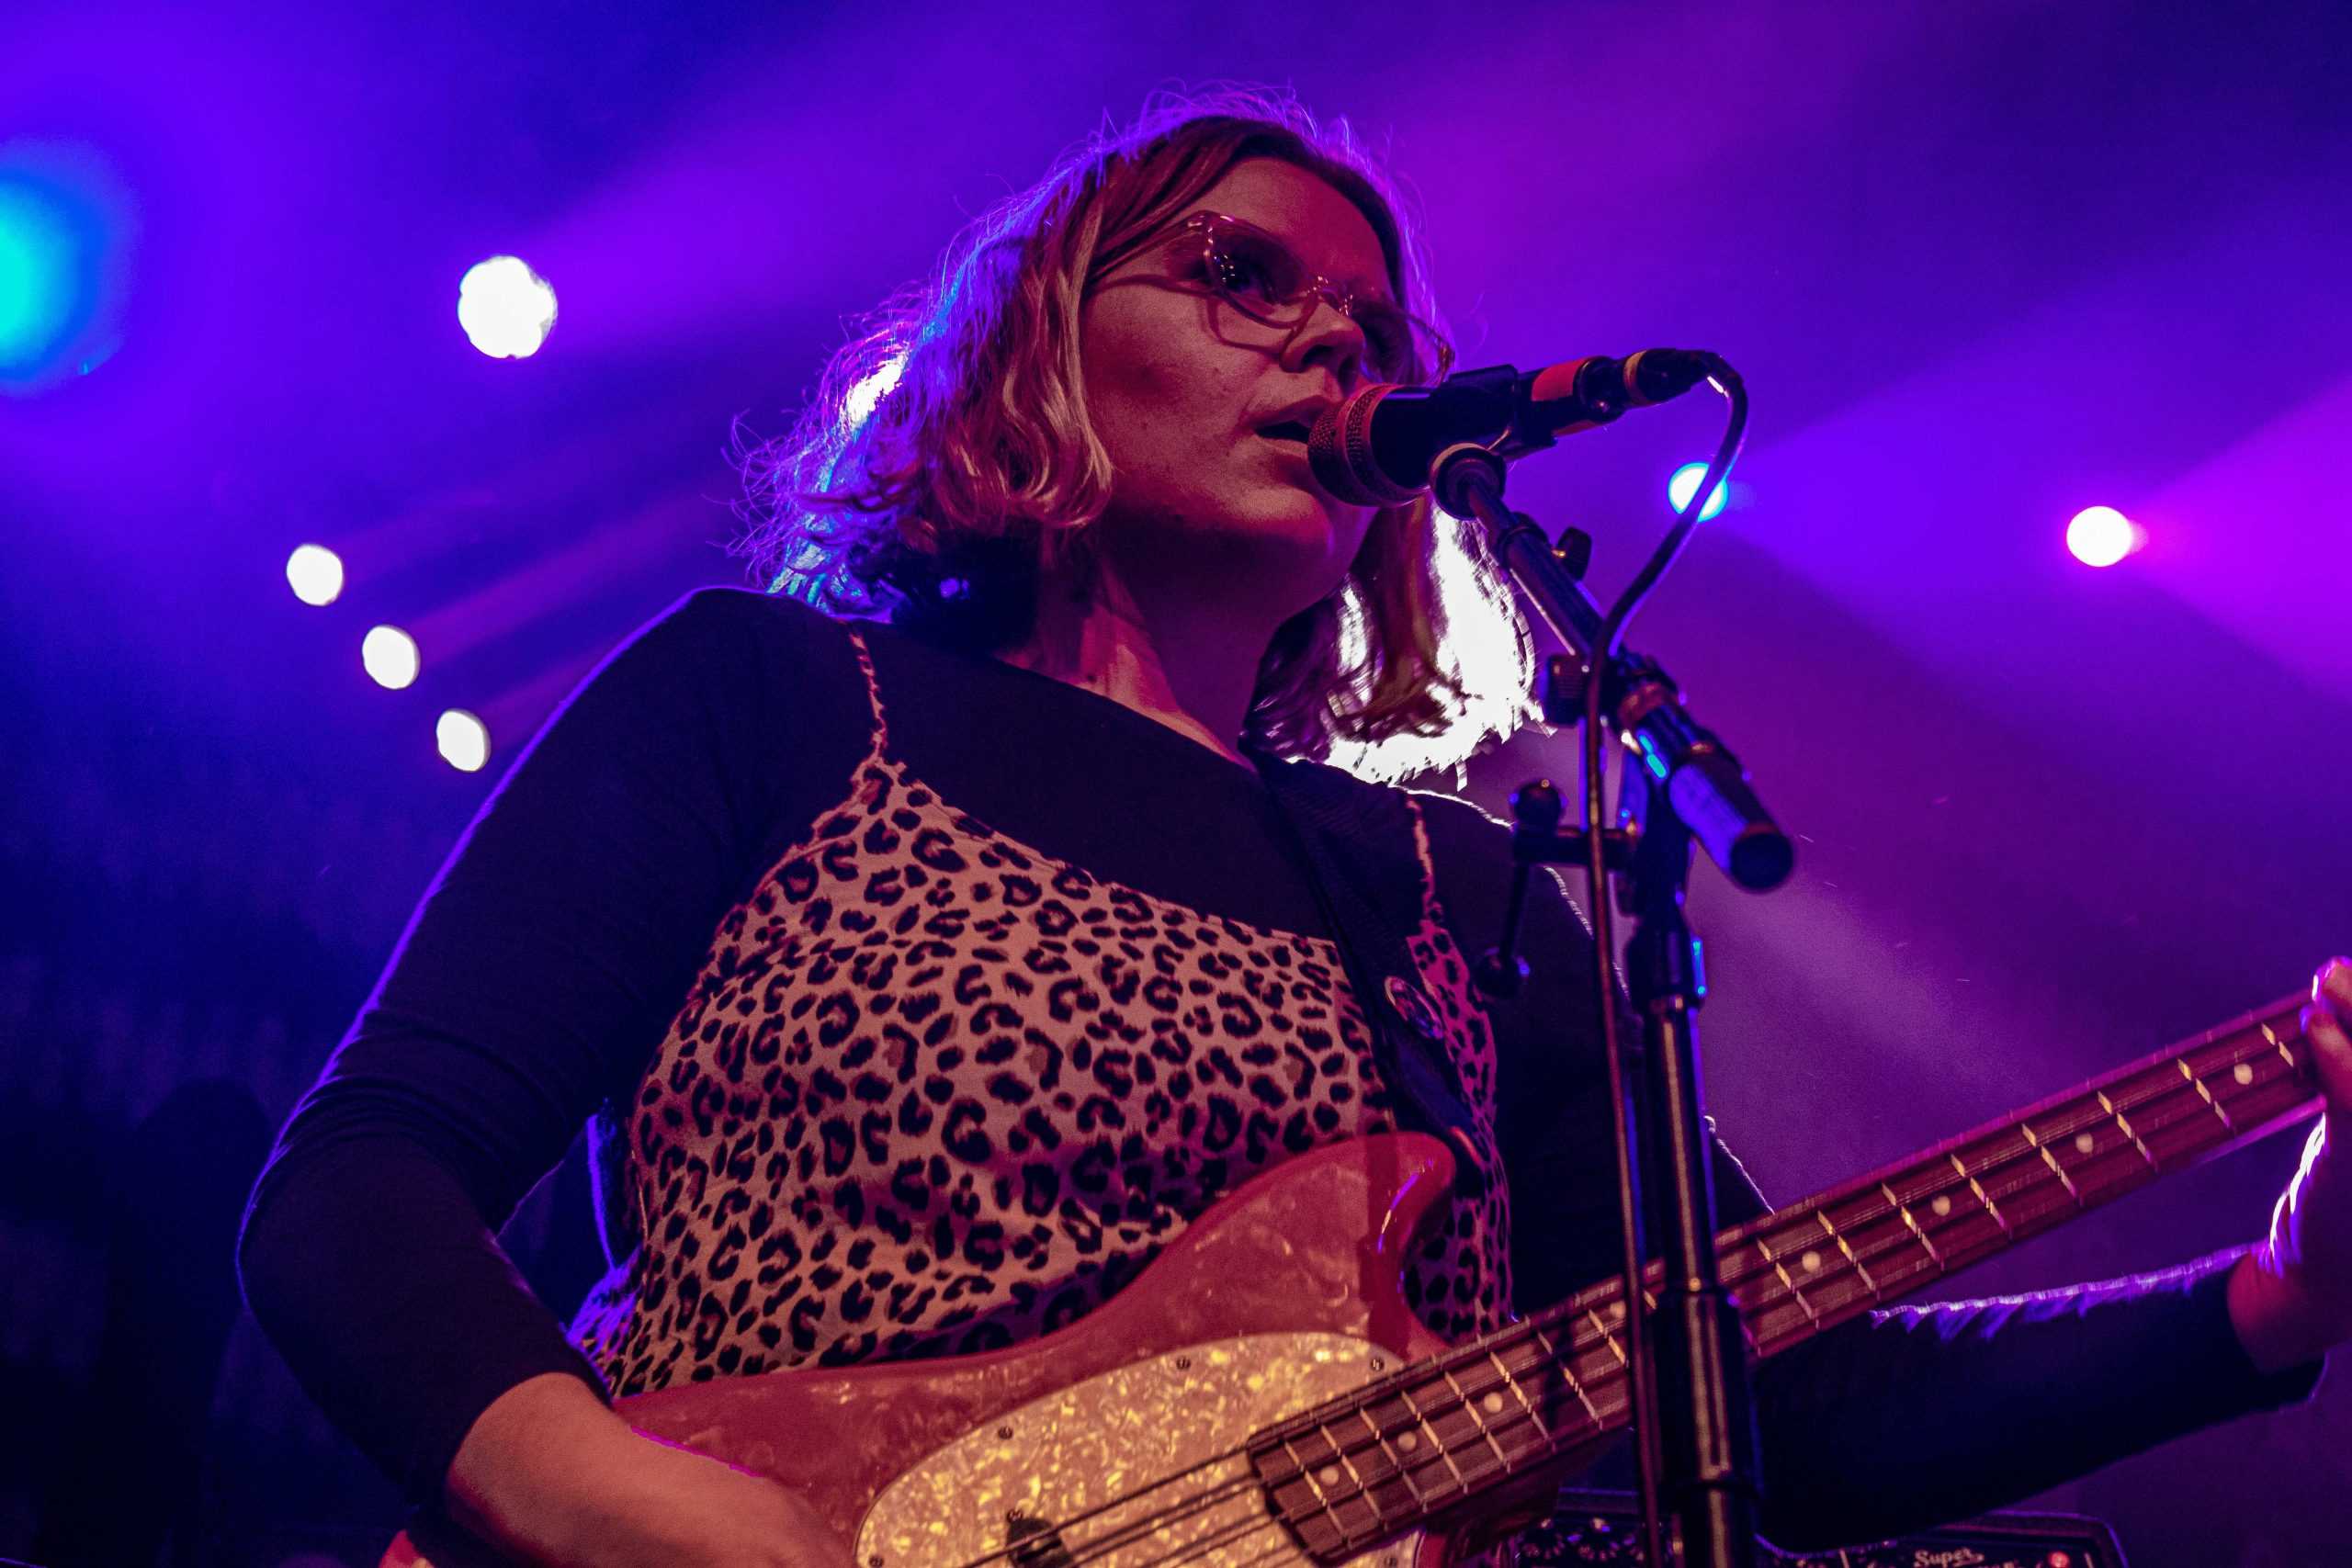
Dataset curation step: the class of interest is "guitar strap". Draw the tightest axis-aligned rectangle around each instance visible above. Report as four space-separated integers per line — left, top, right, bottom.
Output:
1246 744 1490 1196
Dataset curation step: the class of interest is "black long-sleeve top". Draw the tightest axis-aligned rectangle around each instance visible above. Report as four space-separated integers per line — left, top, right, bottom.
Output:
237 586 2324 1551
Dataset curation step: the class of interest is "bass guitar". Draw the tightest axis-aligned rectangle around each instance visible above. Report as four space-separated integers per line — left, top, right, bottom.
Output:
389 989 2320 1568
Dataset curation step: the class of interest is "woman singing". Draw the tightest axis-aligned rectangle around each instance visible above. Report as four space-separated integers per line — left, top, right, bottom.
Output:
238 87 2352 1567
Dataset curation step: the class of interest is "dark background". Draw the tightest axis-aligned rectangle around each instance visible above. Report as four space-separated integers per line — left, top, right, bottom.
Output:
4 1 2348 1562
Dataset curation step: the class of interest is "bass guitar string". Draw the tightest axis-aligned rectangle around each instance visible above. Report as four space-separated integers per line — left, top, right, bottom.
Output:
1183 1031 2318 1547
1728 1019 2308 1297
1219 1030 2312 1551
1723 1032 2313 1331
1652 1025 2310 1339
939 1459 1264 1568
928 1020 2313 1568
949 1362 1628 1568
932 1355 1618 1568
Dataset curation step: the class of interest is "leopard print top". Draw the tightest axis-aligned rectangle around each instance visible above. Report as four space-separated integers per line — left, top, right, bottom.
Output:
569 629 1514 1394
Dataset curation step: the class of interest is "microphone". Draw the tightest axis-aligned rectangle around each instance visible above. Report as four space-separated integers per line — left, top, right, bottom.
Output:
1306 350 1717 506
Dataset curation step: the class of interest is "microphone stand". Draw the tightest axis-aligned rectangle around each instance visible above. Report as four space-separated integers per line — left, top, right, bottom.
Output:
1433 440 1792 1568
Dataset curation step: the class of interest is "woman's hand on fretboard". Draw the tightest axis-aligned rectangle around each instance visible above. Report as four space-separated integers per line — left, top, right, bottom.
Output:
2229 957 2352 1373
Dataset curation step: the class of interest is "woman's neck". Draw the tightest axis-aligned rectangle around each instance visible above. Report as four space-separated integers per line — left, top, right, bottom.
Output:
993 564 1266 771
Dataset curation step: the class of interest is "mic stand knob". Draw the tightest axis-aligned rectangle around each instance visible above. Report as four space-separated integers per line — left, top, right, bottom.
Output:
1551 522 1593 581
1543 653 1596 724
1473 772 1636 1000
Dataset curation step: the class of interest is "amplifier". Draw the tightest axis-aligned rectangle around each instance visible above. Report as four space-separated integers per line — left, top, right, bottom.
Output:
1517 1488 2126 1568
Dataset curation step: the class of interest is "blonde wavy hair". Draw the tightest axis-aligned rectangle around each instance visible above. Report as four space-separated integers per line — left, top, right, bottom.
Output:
731 85 1536 783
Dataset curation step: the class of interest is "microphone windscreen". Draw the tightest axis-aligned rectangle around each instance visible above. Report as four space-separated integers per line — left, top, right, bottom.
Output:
1307 386 1419 506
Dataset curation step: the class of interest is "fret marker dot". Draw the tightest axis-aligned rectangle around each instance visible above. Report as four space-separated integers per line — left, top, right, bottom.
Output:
1396 1432 1420 1453
1931 1195 1953 1217
2075 1132 2097 1154
2234 1062 2255 1086
1482 1392 1506 1415
1317 1465 1341 1488
1799 1250 1823 1273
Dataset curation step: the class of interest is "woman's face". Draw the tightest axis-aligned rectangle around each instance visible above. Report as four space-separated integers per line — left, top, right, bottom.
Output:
1078 158 1393 622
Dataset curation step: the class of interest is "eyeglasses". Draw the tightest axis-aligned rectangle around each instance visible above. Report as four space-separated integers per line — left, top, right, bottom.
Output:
1168 212 1453 386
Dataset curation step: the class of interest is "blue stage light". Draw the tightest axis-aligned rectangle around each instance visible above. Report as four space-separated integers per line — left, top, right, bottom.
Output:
0 180 79 372
1668 462 1729 521
0 140 131 395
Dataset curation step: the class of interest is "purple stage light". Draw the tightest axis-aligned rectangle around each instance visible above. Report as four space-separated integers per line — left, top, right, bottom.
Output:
2065 505 2142 568
458 255 557 358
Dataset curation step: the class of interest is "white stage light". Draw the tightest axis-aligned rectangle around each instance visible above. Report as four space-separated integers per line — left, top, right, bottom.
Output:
2066 505 2143 569
286 543 345 605
458 255 557 358
842 355 907 431
436 709 490 773
361 625 419 689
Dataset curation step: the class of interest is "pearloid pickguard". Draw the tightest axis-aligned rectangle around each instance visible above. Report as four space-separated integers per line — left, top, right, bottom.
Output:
857 1331 1419 1568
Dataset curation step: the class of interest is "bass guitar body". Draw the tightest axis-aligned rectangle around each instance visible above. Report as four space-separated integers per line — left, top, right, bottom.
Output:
390 1134 1570 1568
